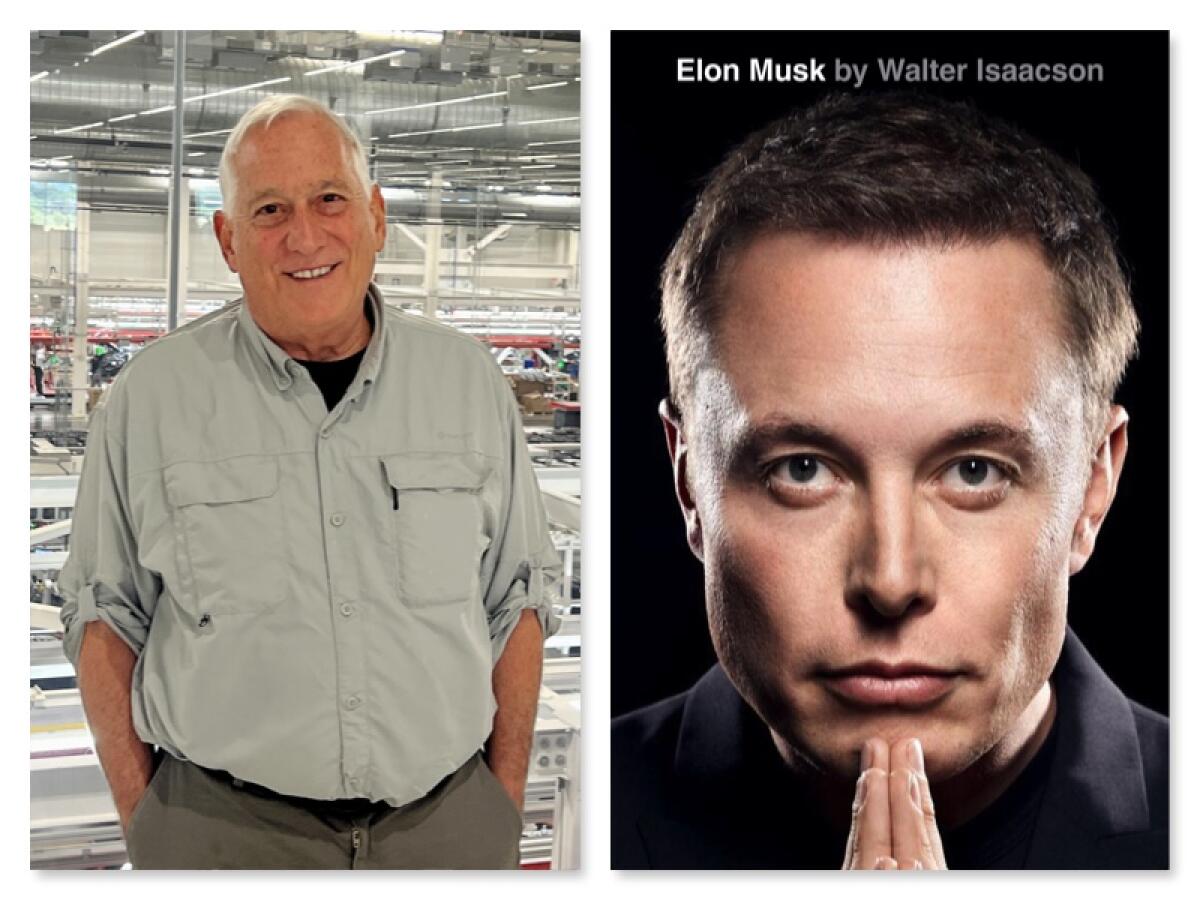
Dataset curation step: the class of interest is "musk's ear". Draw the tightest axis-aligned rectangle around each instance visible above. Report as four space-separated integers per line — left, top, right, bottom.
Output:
659 398 704 561
1069 405 1130 575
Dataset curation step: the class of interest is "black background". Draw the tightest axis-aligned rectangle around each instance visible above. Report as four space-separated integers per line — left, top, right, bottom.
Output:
610 31 1169 718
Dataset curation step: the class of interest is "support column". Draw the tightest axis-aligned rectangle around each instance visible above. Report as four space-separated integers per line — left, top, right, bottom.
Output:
165 30 186 332
422 172 443 319
69 208 90 422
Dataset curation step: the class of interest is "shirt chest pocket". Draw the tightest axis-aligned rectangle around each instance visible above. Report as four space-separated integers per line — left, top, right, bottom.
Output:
163 456 288 616
382 454 491 608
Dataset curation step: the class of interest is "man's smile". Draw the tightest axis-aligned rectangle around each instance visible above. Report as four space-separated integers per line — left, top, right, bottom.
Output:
285 263 340 280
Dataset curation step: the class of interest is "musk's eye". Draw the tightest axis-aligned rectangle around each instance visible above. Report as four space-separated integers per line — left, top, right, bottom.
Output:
763 453 840 506
255 202 282 218
944 457 1007 491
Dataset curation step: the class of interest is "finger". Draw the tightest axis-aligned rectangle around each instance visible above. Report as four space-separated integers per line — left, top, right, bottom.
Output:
888 740 938 869
910 745 947 869
873 856 899 870
899 859 924 870
843 739 891 869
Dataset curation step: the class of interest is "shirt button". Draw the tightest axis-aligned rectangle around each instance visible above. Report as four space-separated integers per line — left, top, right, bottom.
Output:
319 430 330 440
339 602 354 617
330 513 345 527
344 696 361 710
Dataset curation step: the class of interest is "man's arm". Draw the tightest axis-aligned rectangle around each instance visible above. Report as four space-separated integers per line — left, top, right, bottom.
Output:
77 621 154 833
484 608 544 812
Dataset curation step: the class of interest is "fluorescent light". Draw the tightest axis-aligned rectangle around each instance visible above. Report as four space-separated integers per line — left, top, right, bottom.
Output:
30 71 49 82
518 116 580 127
389 121 504 139
526 80 569 92
535 185 553 192
54 121 104 135
185 128 233 139
183 77 292 104
503 212 528 217
148 167 170 175
394 146 473 155
187 167 205 175
520 164 555 169
304 49 409 77
527 139 580 147
90 30 145 57
187 151 206 157
139 105 175 116
366 90 506 117
522 49 539 54
108 113 137 123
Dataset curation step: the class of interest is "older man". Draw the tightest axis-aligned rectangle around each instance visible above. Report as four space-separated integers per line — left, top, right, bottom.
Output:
60 95 559 869
611 93 1167 869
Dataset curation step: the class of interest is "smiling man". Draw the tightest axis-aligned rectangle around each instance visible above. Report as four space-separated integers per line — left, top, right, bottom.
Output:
59 95 559 869
611 93 1167 869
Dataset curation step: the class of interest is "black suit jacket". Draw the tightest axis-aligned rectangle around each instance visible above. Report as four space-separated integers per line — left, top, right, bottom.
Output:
612 629 1168 869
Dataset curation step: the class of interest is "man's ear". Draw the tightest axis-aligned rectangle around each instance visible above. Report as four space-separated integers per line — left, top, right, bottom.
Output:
370 184 387 251
1069 405 1130 575
213 210 238 273
659 398 705 562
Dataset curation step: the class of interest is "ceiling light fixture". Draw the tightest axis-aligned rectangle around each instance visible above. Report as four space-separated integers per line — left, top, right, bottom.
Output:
184 76 292 104
389 121 504 139
54 121 104 135
90 30 146 57
527 139 580 147
520 164 555 169
185 127 234 139
367 90 507 116
30 71 49 82
108 113 137 123
304 48 409 77
526 80 569 92
517 115 581 127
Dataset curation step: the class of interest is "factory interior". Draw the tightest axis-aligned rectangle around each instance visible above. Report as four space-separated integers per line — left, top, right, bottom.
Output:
29 29 580 870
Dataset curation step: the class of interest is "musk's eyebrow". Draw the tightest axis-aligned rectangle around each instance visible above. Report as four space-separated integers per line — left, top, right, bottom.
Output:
935 420 1039 462
730 419 861 474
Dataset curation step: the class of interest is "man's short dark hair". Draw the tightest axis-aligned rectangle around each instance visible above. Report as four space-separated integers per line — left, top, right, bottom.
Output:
661 92 1139 437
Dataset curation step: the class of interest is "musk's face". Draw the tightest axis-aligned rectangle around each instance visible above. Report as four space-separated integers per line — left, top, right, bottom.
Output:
683 233 1102 783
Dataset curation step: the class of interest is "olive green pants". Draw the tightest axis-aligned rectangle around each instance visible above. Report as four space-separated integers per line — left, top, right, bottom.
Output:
124 751 522 869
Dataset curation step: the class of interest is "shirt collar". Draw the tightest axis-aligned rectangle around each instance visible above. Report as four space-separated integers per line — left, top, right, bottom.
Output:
237 283 388 393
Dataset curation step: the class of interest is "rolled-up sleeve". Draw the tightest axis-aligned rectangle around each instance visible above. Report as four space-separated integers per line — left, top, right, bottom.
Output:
481 380 562 662
58 397 159 666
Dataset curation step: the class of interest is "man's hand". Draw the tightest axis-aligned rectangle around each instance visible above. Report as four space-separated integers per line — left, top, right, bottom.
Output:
842 737 947 870
485 609 543 814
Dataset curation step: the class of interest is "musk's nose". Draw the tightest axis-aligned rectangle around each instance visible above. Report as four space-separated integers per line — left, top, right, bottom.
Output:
845 479 934 620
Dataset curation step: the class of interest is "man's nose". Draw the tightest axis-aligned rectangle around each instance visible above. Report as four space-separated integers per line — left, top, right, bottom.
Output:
845 481 933 620
285 206 324 256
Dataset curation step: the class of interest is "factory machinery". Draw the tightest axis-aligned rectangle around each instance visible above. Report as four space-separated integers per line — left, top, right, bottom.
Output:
30 441 581 870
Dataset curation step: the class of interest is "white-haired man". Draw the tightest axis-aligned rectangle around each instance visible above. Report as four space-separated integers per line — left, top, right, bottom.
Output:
60 95 559 869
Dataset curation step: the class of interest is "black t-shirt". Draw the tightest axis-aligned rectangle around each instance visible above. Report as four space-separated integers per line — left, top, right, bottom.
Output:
294 348 366 411
941 717 1059 868
655 691 1060 869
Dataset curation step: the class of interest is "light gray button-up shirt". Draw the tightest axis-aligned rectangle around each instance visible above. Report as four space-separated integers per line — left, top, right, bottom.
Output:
59 285 561 807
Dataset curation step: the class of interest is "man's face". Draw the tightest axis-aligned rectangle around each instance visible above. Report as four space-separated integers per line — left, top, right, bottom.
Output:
214 112 386 343
675 233 1118 784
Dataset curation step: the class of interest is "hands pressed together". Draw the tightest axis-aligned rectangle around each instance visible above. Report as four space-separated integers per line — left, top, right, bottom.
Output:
842 736 947 870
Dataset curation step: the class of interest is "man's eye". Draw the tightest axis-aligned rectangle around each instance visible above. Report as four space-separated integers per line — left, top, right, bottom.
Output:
319 194 346 206
941 457 1010 492
255 203 281 217
764 454 838 498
